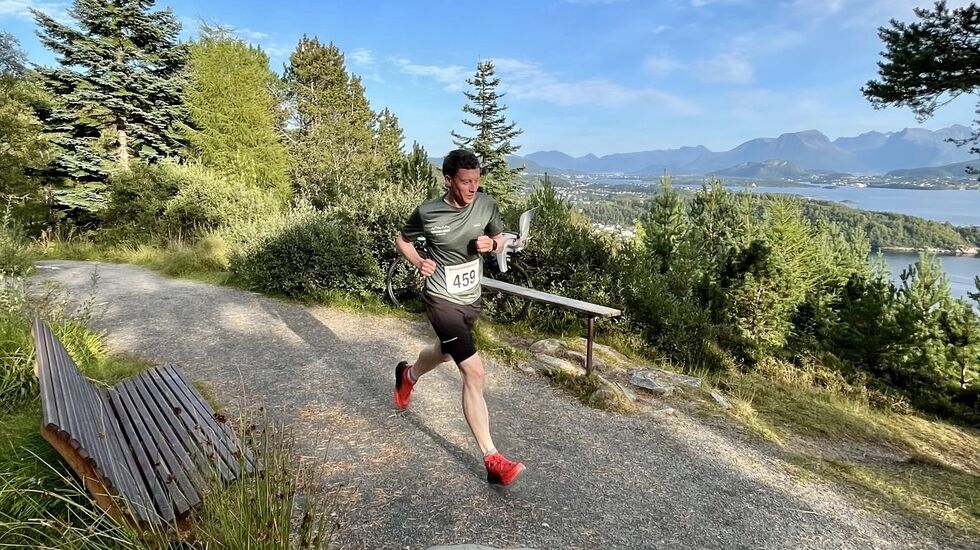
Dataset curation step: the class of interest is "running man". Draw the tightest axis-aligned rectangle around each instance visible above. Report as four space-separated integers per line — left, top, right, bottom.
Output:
393 149 525 486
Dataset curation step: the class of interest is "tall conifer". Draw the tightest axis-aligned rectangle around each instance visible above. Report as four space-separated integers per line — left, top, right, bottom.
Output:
31 0 187 214
183 25 289 200
451 60 523 205
284 36 380 206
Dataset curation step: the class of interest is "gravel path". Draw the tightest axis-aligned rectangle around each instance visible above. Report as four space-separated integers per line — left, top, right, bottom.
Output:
31 260 977 550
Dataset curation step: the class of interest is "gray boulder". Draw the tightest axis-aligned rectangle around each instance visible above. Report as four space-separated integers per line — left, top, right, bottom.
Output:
529 353 586 377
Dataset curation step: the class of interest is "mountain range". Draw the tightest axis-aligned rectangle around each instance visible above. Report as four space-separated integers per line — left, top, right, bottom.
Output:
515 125 977 176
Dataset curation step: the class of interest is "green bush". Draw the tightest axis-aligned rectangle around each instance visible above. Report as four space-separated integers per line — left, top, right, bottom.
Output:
521 181 620 328
100 161 184 240
165 165 283 235
330 190 418 270
230 209 381 298
102 162 284 241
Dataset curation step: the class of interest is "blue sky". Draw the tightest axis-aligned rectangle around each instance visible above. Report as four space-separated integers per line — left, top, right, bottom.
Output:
2 0 977 157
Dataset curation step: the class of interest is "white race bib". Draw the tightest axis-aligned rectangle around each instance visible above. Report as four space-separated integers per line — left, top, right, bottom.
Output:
445 259 481 295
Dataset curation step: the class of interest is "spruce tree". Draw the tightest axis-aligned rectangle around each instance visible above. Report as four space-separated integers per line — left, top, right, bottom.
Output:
641 174 687 273
375 107 405 183
399 141 438 200
451 60 523 206
183 25 290 200
32 0 187 214
284 36 379 207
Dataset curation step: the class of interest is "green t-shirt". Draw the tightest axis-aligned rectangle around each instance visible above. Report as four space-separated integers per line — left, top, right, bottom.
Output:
401 192 504 305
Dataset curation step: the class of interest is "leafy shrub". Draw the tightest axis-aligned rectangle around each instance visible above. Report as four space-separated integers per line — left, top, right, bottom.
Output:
165 165 283 235
100 161 184 240
102 162 283 241
330 190 418 270
522 181 620 320
230 209 381 298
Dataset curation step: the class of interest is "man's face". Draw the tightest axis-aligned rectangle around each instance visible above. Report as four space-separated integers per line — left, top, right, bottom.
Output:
445 167 480 207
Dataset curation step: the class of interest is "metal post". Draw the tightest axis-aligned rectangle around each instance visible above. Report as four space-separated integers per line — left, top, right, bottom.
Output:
586 316 595 377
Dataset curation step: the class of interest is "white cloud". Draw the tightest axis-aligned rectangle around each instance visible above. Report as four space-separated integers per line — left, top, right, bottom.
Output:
388 54 699 113
491 56 700 113
652 24 670 34
644 54 682 76
696 52 754 84
791 0 976 29
0 0 69 22
392 58 470 91
349 48 375 66
234 27 269 41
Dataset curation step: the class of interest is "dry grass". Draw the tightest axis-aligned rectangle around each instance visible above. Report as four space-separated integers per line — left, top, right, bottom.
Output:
716 367 980 537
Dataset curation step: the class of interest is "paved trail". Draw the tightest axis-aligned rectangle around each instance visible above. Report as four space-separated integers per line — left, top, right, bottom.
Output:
32 260 976 550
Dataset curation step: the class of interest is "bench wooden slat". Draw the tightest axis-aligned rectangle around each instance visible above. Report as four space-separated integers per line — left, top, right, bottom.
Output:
128 371 212 495
136 370 222 485
144 368 236 482
33 318 249 527
483 278 622 317
106 387 178 523
33 320 156 521
159 365 253 476
159 366 252 476
89 391 153 516
114 379 198 517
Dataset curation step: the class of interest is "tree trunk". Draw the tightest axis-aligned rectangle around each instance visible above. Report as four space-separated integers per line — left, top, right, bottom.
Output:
117 121 129 169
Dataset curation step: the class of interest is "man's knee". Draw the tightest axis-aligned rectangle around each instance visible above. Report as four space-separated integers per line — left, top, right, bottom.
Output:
457 354 485 383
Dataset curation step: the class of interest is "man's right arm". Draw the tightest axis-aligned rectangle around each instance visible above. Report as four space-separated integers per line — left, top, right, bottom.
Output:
395 233 436 277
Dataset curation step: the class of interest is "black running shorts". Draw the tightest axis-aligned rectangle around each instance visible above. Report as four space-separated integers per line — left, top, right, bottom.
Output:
423 292 481 365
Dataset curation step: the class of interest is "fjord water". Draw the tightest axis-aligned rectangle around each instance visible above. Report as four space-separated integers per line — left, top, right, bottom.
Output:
664 183 980 300
748 186 980 226
750 186 980 300
883 252 978 302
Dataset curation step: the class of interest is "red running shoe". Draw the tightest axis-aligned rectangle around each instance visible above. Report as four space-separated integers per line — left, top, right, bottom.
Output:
393 361 415 410
484 451 525 485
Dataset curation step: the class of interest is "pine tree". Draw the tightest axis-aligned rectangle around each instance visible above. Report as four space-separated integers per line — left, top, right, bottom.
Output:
399 142 437 201
641 173 687 273
284 36 379 207
375 107 405 183
183 25 290 200
863 1 980 178
31 0 187 214
891 253 955 389
451 60 523 206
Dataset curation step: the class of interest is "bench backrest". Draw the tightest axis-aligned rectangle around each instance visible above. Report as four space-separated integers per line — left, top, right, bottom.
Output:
33 318 162 523
32 319 254 526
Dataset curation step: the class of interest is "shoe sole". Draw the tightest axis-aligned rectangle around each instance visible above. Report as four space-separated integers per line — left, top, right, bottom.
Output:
394 361 410 410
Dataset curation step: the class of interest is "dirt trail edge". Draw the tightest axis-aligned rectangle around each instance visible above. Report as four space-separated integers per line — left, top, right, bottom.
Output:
31 260 976 550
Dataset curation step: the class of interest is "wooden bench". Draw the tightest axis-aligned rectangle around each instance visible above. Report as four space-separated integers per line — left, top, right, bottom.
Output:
482 278 621 375
32 318 253 528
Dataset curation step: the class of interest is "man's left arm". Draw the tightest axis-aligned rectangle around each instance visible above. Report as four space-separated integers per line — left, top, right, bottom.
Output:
476 198 506 253
475 233 505 254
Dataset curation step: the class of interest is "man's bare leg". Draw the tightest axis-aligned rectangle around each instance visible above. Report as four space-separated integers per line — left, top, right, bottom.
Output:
457 353 494 454
408 340 451 380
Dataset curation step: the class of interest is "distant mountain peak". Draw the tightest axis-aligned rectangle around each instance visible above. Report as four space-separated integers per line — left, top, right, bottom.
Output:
524 125 975 175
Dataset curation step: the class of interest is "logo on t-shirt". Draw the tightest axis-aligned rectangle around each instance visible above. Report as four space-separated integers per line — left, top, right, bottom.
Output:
431 225 450 236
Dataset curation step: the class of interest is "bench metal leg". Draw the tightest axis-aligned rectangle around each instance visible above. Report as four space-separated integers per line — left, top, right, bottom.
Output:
586 316 595 377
